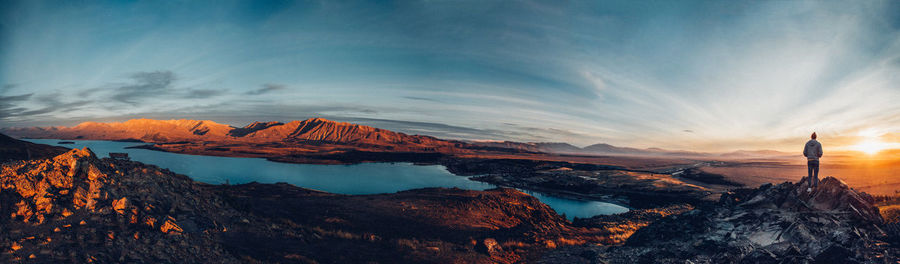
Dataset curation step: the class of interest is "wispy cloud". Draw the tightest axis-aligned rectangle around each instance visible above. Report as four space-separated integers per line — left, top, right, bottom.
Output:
0 92 93 120
186 89 226 99
0 93 33 119
111 71 177 104
401 96 441 103
245 83 286 95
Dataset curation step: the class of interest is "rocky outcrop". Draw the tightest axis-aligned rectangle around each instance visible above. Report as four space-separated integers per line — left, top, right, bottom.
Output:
0 148 241 262
583 176 898 263
0 133 69 163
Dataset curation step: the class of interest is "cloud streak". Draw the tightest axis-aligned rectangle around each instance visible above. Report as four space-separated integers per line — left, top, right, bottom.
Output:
0 93 33 119
0 92 93 121
186 89 226 99
245 83 286 95
111 71 177 104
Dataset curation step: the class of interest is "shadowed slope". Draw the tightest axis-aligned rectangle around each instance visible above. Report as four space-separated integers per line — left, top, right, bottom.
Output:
238 118 458 148
213 184 603 263
226 121 283 137
0 133 69 163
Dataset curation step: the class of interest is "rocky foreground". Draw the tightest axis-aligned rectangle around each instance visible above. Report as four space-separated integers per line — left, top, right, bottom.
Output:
1 145 897 263
543 177 900 263
0 148 241 262
0 148 644 263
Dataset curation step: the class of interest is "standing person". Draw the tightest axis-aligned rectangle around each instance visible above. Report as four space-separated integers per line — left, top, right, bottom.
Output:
803 132 823 192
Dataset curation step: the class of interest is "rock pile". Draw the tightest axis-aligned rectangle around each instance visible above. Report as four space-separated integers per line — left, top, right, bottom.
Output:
0 148 242 263
596 176 898 263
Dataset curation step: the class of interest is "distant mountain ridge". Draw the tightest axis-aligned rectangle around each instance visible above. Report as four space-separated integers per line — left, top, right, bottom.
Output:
467 140 732 157
1 118 462 152
2 118 794 158
237 118 455 147
3 119 234 142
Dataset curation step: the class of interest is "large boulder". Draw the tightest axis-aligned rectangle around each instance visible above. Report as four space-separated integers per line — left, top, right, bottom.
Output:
729 176 883 224
598 177 896 264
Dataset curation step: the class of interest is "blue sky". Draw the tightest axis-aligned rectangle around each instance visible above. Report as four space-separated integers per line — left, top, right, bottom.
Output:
2 0 899 151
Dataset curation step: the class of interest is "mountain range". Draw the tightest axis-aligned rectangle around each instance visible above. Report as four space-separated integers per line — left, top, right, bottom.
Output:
1 118 462 152
1 118 792 158
467 141 793 158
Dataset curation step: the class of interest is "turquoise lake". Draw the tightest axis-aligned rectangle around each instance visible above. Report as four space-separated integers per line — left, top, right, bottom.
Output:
27 139 629 219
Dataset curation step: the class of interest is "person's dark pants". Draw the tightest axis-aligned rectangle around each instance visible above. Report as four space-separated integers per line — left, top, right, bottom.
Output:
807 160 819 188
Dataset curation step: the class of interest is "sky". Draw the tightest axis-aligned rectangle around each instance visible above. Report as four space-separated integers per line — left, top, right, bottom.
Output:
1 0 899 152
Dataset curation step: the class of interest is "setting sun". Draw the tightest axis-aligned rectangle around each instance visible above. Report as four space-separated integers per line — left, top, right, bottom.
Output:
849 129 900 155
852 139 890 155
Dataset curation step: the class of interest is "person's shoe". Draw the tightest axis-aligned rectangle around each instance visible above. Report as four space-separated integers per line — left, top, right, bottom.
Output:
807 187 812 193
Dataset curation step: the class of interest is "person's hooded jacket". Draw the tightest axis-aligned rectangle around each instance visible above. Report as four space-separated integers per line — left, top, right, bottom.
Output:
803 139 823 161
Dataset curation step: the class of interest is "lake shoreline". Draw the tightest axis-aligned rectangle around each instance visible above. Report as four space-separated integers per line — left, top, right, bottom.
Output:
27 139 636 219
127 141 704 209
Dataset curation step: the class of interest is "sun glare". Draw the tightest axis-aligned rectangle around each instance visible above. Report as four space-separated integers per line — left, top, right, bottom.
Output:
852 139 888 155
849 129 900 155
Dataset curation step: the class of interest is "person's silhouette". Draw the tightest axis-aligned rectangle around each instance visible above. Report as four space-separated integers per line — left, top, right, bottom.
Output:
802 132 823 192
